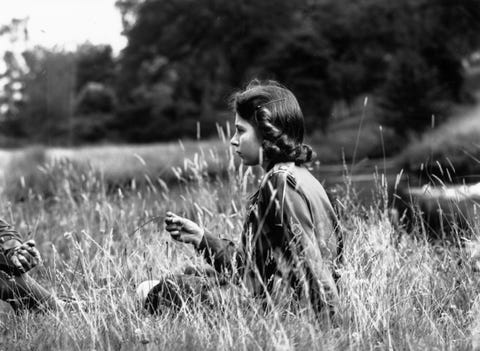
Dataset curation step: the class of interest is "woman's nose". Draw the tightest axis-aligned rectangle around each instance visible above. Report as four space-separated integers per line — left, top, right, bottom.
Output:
230 134 238 146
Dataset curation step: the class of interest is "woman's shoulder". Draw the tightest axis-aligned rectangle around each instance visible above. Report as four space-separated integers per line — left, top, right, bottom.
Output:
262 162 299 189
266 162 326 192
269 162 314 179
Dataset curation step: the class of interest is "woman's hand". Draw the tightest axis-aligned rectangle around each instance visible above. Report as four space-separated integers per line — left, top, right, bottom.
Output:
3 239 42 275
165 212 204 248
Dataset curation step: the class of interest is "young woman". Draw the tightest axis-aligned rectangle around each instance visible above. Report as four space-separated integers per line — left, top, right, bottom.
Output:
0 218 63 311
139 80 341 317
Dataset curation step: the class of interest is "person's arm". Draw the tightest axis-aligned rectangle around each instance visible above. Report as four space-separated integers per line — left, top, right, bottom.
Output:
196 230 243 275
0 218 23 248
164 212 243 276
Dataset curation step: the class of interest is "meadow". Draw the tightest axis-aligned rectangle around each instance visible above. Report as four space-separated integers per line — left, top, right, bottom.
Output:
0 137 479 351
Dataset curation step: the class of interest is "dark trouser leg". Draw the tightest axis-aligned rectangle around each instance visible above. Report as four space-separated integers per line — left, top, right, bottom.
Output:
144 274 220 314
0 271 60 312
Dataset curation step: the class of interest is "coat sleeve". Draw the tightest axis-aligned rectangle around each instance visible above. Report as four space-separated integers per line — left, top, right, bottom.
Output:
0 218 24 275
0 218 23 248
196 229 245 278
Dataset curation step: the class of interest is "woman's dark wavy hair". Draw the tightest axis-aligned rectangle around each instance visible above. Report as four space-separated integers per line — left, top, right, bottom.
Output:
231 79 314 167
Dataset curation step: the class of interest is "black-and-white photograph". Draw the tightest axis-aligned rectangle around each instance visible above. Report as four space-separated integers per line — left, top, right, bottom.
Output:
1 0 480 349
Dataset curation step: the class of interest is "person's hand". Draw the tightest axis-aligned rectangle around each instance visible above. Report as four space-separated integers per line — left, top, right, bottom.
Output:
2 239 42 275
165 212 204 248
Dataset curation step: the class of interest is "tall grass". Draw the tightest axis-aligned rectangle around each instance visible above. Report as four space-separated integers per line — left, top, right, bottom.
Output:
0 140 478 350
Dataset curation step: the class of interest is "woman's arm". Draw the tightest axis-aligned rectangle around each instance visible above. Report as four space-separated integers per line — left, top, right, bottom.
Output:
0 218 23 248
164 212 243 276
196 231 243 275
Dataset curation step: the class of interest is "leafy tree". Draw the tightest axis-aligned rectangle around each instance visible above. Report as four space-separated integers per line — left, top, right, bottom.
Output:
1 0 478 145
260 22 334 131
115 0 480 141
76 82 116 115
116 0 310 140
73 45 118 143
75 44 116 92
305 0 480 137
0 18 30 143
375 0 480 135
20 48 76 143
378 50 448 136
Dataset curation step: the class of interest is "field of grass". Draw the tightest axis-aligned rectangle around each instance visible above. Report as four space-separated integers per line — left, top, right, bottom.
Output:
0 140 479 350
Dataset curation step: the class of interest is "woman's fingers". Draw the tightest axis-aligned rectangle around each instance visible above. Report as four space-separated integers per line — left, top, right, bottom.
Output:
165 212 186 231
20 242 41 267
24 239 36 247
165 212 182 225
24 248 40 267
25 246 41 261
166 218 184 229
9 253 24 272
166 218 185 241
165 211 180 221
169 230 180 238
168 218 182 226
165 212 185 241
16 254 30 268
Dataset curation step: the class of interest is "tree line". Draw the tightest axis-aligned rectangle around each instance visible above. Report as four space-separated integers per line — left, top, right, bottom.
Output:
1 0 479 147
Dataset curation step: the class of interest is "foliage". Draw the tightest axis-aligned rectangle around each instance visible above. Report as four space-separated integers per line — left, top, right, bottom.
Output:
0 18 30 139
115 0 480 142
15 49 76 144
75 44 116 93
116 0 308 139
0 43 118 145
76 82 116 115
378 50 450 136
261 22 334 132
374 0 480 135
1 0 480 146
73 45 118 143
74 82 117 142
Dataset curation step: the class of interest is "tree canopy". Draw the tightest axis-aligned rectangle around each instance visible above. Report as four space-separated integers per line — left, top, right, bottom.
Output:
115 0 480 139
0 0 479 145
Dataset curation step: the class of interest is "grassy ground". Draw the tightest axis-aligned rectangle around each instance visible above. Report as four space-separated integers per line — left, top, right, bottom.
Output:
0 142 478 350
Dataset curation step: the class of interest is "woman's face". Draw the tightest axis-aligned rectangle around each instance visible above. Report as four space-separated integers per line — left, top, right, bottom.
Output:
230 113 263 166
